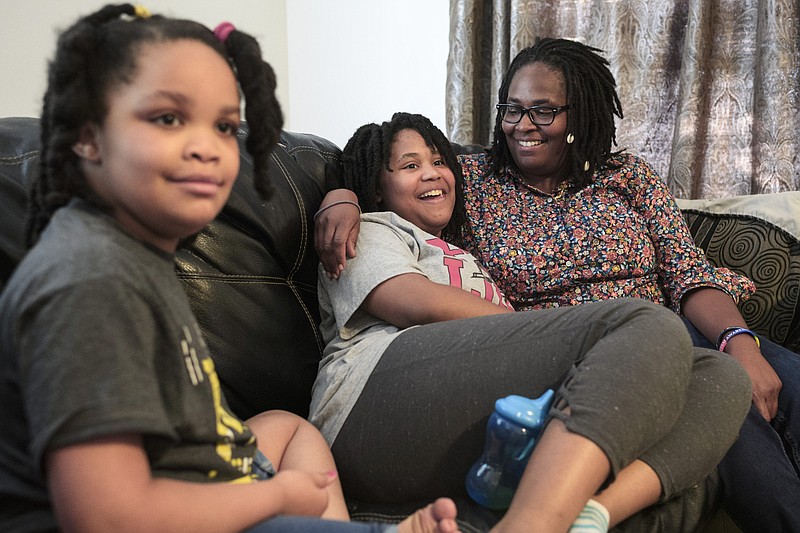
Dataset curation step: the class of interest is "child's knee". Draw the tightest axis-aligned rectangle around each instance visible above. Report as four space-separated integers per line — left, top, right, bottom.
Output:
247 409 307 437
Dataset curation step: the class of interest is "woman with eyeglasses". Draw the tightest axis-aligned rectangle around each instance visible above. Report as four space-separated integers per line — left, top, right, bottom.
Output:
317 38 800 532
462 38 800 533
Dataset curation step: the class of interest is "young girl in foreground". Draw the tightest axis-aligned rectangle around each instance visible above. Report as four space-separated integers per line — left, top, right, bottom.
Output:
310 112 751 532
0 6 457 533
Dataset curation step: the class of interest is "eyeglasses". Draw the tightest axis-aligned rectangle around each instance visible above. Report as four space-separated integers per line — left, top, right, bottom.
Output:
496 103 570 125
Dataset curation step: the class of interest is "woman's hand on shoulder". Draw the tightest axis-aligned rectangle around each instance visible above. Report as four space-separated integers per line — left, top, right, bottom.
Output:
314 189 361 279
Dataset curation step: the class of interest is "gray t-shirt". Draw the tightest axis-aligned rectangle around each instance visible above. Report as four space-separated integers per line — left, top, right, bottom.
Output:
309 212 512 444
0 200 257 532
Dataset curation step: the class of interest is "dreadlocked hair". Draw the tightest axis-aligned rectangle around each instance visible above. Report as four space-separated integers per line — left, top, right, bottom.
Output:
341 112 466 243
30 3 135 247
219 29 282 201
489 37 624 188
27 3 282 247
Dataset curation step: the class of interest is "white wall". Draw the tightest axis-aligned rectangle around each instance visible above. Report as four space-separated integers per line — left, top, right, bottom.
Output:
0 0 449 150
286 1 449 148
0 1 288 122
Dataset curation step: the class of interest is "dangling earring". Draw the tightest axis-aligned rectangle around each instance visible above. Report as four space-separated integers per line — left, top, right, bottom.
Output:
566 133 575 144
584 161 590 171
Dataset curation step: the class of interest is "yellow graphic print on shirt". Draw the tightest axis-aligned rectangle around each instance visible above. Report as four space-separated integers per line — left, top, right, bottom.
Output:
182 324 256 482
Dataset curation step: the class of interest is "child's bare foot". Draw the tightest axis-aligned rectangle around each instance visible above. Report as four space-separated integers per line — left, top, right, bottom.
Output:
397 497 460 533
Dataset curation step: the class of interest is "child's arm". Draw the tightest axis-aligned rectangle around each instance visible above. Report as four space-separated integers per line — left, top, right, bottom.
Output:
315 189 361 279
46 434 333 533
363 272 514 329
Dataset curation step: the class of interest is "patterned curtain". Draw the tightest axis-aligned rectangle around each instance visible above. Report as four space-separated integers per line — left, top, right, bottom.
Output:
446 0 800 198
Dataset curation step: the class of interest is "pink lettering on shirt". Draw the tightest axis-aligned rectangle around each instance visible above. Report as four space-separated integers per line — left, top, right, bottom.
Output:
426 237 514 310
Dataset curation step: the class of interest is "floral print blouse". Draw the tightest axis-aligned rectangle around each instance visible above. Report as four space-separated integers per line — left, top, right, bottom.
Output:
458 152 755 313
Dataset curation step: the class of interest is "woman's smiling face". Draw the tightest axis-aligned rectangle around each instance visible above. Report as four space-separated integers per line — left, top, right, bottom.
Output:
377 129 456 237
502 62 571 191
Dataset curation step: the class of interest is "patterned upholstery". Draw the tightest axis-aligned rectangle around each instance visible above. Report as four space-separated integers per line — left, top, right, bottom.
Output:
678 193 800 353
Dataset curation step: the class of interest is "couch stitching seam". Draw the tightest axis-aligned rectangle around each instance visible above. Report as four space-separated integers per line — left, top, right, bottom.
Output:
0 151 39 164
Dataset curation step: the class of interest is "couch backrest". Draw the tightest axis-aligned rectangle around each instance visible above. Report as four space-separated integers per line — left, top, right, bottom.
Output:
0 118 38 287
0 117 342 419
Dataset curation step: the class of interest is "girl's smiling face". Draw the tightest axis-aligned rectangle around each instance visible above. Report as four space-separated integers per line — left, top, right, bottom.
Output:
377 129 456 237
76 39 241 252
502 62 571 192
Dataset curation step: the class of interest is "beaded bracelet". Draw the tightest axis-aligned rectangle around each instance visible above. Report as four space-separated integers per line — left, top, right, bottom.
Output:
313 200 362 221
718 327 761 353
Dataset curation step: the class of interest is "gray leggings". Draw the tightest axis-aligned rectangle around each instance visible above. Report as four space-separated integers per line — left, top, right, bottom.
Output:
331 299 750 505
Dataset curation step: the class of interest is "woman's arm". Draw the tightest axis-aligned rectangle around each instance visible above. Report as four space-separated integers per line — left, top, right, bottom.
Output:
682 287 781 420
314 189 361 279
362 272 514 329
46 434 332 533
623 156 755 312
621 158 774 417
619 158 775 417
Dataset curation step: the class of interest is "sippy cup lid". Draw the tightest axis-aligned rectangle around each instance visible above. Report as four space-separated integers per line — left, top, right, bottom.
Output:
494 389 555 429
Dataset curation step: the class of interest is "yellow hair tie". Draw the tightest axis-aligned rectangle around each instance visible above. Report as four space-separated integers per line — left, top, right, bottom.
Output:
134 5 151 18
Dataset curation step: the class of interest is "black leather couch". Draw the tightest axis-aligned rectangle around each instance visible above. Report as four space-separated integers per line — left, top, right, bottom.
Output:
6 116 800 532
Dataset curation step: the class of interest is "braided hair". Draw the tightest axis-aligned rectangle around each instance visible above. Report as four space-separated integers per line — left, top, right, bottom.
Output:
489 37 624 187
341 112 466 243
28 3 282 246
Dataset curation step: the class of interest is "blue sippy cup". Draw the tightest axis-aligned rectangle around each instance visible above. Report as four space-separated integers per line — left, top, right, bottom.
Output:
465 389 555 510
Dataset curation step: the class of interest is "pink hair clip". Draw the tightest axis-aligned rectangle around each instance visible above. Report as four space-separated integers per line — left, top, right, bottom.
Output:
214 22 236 43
